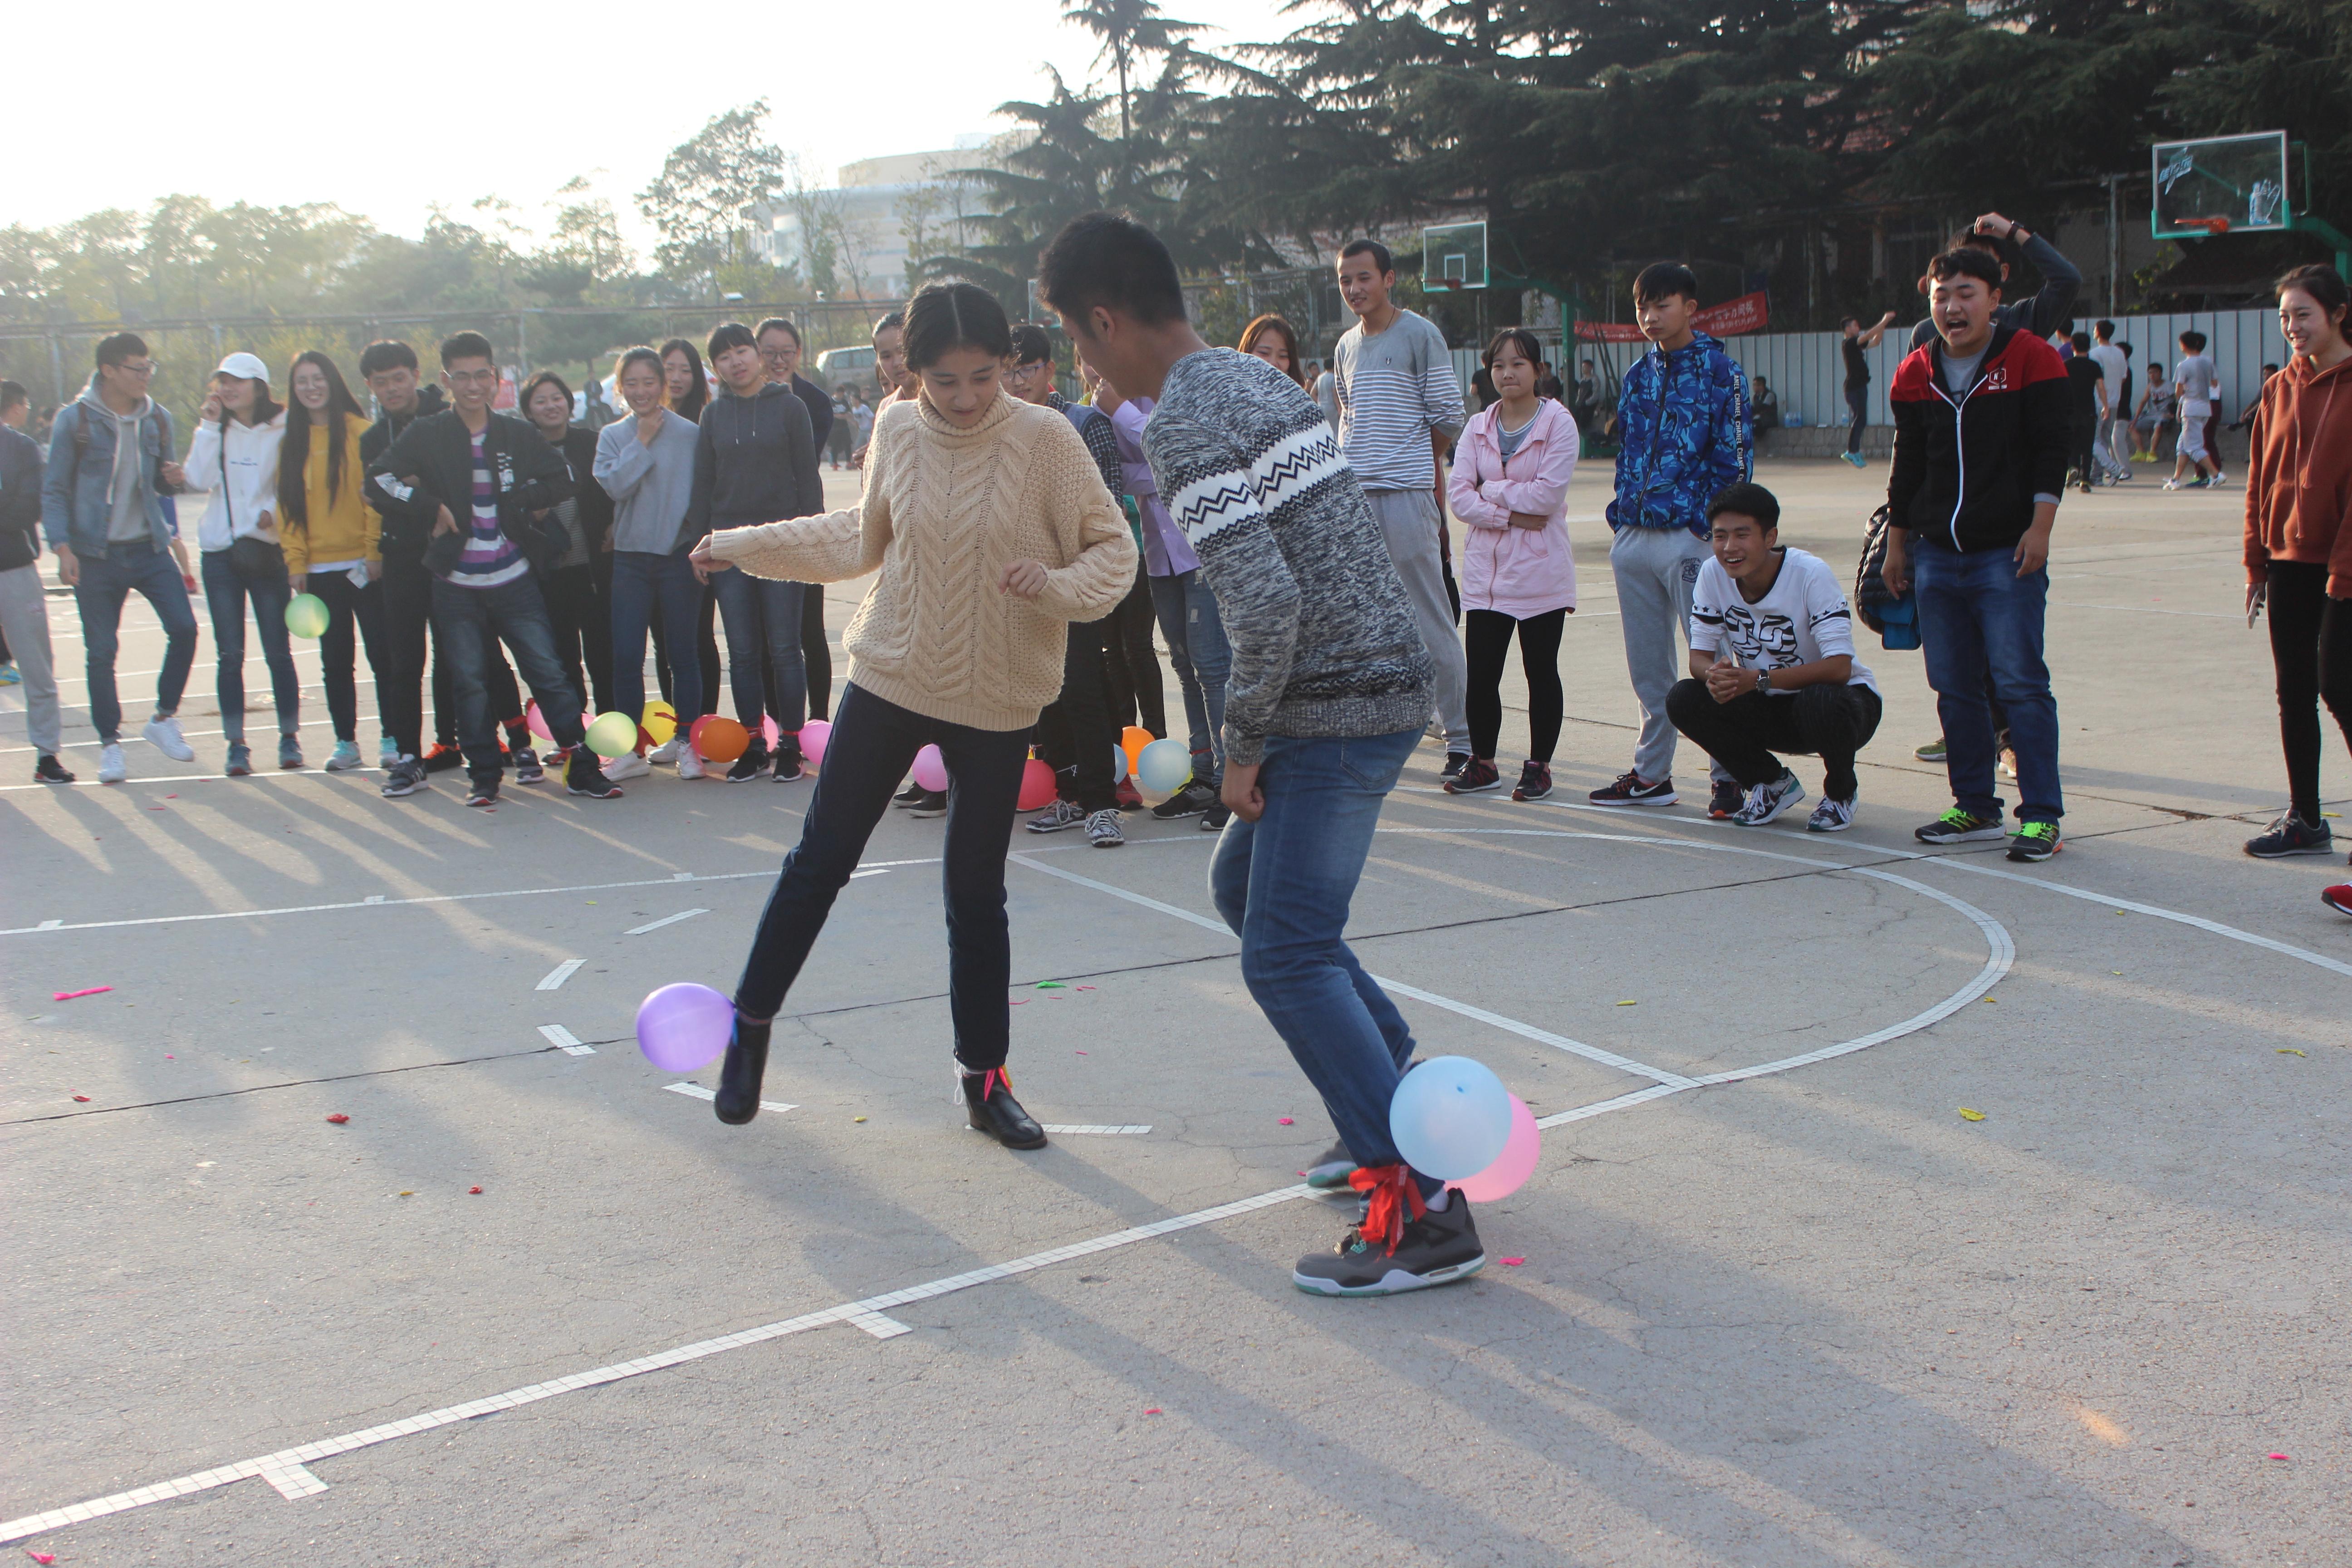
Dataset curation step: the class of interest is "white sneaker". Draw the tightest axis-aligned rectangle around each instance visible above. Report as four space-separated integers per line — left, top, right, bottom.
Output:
1085 808 1126 848
143 714 195 762
98 742 127 784
1730 770 1806 827
604 750 651 781
1806 796 1856 833
676 748 706 780
648 738 680 764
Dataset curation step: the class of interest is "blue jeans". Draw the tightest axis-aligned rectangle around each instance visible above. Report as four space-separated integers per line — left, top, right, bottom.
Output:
77 542 197 743
1148 569 1230 787
1844 385 1868 455
611 547 706 740
1914 539 2062 825
431 574 583 785
734 682 1030 1068
199 549 298 743
1208 725 1435 1195
712 567 807 750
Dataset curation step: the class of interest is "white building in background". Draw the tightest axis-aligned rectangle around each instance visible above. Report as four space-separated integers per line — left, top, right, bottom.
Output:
745 133 1009 299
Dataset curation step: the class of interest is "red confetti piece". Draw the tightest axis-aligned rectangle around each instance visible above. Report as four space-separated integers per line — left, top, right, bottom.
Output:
469 1186 484 1195
1278 1117 1294 1125
72 1095 90 1103
1074 1049 1088 1055
1142 1408 1161 1416
325 1113 349 1124
1074 985 1096 991
2268 1452 2291 1461
53 986 113 1001
165 794 177 799
30 1549 57 1564
1499 1257 1525 1266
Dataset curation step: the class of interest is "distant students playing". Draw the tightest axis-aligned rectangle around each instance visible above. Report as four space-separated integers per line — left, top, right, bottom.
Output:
1445 328 1578 801
1882 247 2071 862
1593 262 1752 815
2166 330 2222 490
1839 311 1896 467
177 353 295 776
1667 484 1882 831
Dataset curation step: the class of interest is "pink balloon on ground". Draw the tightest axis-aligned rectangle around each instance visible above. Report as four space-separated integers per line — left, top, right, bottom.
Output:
1453 1092 1540 1202
799 719 831 769
524 701 553 742
911 744 949 792
635 983 735 1073
1016 757 1057 810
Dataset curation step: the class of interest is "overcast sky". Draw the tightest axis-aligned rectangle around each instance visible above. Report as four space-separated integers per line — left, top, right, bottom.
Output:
12 0 1290 257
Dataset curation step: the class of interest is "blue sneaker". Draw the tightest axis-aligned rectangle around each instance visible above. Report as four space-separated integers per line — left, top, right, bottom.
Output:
323 740 363 772
225 742 253 777
278 733 304 770
1840 451 1867 469
0 662 20 686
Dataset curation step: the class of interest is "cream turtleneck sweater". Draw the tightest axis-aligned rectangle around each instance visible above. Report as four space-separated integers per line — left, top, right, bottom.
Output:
704 390 1137 732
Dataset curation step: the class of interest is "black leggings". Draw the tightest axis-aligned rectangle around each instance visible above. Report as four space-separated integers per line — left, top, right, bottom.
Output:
1465 607 1566 762
2265 559 2352 823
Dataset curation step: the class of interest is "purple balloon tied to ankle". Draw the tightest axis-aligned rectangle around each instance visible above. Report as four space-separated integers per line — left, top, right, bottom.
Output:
636 982 734 1073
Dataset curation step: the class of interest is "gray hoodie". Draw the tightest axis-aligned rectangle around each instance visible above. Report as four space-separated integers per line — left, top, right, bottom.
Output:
41 378 176 556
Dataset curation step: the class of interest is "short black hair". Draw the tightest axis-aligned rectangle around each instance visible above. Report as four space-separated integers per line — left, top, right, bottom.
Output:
1840 315 1859 330
95 332 149 369
1707 481 1780 532
755 316 802 348
358 340 419 378
1037 211 1189 331
707 321 757 361
873 311 905 338
902 281 1014 371
0 380 26 414
439 331 495 368
2095 319 2116 339
2118 342 2134 358
520 369 573 415
2277 263 2350 316
2179 329 2207 352
1009 323 1054 366
2071 331 2092 353
1926 247 2003 293
1339 238 1393 275
1633 262 1699 306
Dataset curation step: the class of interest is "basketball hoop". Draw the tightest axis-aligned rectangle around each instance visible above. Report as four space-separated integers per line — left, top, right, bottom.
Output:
2178 216 2233 234
1428 277 1462 290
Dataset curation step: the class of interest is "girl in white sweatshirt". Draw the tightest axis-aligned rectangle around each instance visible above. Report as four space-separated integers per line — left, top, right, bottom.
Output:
174 351 297 774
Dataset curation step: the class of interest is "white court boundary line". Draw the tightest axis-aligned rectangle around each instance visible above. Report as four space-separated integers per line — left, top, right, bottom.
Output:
15 816 2342 1544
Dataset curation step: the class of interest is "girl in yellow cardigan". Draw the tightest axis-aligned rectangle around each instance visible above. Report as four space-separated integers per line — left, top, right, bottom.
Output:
691 282 1137 1147
279 352 387 773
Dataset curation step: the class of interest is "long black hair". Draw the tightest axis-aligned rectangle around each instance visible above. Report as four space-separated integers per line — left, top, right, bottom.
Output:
277 351 368 529
659 337 709 421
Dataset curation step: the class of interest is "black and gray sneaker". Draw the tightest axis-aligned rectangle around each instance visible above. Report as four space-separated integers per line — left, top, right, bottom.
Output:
1730 769 1806 827
565 752 623 799
33 754 76 784
1590 770 1677 808
1511 761 1553 801
726 742 770 783
1441 751 1472 781
1303 1140 1357 1189
379 755 427 799
1444 756 1502 794
1294 1191 1485 1298
1707 778 1744 819
511 747 544 784
1151 779 1216 820
1200 803 1231 831
465 778 500 809
1085 808 1125 848
892 779 927 809
1915 807 2005 844
1027 798 1088 833
771 745 804 782
2245 812 2333 858
909 788 949 818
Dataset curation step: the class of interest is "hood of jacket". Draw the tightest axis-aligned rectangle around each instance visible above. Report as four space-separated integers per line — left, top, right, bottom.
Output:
1607 331 1750 534
2243 351 2352 596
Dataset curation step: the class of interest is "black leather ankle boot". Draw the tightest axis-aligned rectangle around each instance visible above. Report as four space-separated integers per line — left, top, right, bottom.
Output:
715 1016 772 1125
960 1066 1047 1149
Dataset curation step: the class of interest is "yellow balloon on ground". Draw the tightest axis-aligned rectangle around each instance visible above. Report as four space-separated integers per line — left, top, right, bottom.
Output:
584 711 638 759
284 593 329 639
640 701 678 744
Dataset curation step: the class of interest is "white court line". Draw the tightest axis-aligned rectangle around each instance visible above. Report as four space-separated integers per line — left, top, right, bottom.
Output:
625 908 709 936
536 1025 596 1057
664 1082 796 1115
1040 1124 1153 1136
535 960 585 991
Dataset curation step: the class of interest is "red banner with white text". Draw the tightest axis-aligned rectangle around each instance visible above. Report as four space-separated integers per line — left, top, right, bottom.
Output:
1575 292 1770 342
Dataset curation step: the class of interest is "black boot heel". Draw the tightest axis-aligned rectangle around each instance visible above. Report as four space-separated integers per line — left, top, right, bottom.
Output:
960 1067 1047 1149
715 1017 772 1125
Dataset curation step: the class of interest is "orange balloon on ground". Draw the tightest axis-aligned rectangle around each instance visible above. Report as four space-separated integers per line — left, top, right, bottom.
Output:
694 715 750 763
1121 725 1153 774
1016 757 1057 811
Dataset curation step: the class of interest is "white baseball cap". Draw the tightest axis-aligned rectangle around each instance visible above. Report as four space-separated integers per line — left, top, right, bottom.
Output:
215 351 270 382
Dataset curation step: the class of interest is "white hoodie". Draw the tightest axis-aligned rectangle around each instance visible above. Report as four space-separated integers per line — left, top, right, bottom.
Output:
181 410 287 552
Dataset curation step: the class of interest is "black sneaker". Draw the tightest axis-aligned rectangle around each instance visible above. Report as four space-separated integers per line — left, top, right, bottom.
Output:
1294 1189 1484 1297
1151 779 1216 819
961 1067 1046 1149
892 779 926 809
2245 812 2333 858
2005 821 2062 862
511 747 544 784
1915 807 2005 844
465 778 500 809
771 746 804 782
1589 770 1676 808
422 741 464 773
1200 803 1230 831
1511 761 1552 801
1303 1139 1357 1189
379 755 426 799
1444 756 1502 794
34 754 76 784
1027 798 1088 833
726 742 769 783
566 752 623 799
1707 778 1743 819
909 788 948 818
1441 751 1471 781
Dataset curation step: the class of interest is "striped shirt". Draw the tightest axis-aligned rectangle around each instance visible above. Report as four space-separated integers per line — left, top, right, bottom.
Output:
1332 309 1465 491
447 427 530 588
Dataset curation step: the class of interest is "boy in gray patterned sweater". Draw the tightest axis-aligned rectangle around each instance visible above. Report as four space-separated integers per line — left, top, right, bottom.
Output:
1040 211 1490 1298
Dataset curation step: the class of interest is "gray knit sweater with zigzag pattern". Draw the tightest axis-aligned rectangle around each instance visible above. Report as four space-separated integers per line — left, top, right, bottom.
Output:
1141 348 1433 766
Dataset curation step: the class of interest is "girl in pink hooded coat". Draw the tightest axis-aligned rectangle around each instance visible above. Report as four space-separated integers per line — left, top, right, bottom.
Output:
1446 328 1579 799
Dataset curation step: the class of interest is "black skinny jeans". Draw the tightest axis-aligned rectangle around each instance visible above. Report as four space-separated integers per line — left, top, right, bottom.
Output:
733 683 1030 1069
2265 559 2352 823
306 568 390 744
542 563 612 717
1099 571 1166 738
1666 679 1884 801
1036 614 1121 811
1465 607 1566 763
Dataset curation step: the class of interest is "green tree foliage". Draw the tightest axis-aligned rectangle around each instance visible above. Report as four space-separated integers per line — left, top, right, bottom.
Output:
636 102 789 284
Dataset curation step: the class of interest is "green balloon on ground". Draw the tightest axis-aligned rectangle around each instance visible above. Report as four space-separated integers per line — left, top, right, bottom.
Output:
284 593 329 639
583 711 638 759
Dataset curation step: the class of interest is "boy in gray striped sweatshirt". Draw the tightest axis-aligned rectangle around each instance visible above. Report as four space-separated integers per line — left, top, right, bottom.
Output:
1041 211 1490 1298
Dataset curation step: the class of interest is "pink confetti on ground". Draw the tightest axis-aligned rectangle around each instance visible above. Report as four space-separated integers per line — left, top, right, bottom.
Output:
326 1113 349 1125
163 1054 174 1059
1075 985 1096 991
1499 1257 1525 1266
1009 999 1028 1005
53 986 113 1001
1074 1050 1088 1055
2267 1452 2291 1461
1143 1408 1162 1416
72 1095 90 1103
29 1549 57 1563
1278 1117 1294 1125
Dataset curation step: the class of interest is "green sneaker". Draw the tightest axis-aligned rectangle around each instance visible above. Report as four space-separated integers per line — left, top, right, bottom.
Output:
1915 807 2005 844
2006 821 2062 862
1914 737 1948 762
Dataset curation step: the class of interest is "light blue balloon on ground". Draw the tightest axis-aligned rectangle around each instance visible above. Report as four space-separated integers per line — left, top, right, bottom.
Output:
1388 1055 1513 1180
635 982 734 1073
1135 736 1192 797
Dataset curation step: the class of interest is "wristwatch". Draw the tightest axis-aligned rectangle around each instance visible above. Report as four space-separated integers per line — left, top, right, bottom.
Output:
1755 668 1772 692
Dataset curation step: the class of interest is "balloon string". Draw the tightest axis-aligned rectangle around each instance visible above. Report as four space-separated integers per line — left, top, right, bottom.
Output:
1348 1164 1425 1256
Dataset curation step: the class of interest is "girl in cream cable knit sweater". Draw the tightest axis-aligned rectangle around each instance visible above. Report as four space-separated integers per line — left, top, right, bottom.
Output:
690 283 1136 1147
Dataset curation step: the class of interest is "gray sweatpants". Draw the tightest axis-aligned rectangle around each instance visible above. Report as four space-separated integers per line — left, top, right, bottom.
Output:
1609 524 1725 784
0 563 61 756
1365 487 1469 750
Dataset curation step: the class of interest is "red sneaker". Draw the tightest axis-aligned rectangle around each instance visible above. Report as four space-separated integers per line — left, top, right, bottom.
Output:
2322 885 2352 918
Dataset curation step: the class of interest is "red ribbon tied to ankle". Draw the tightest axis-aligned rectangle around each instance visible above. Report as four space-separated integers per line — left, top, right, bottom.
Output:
1349 1164 1427 1256
976 1067 1009 1101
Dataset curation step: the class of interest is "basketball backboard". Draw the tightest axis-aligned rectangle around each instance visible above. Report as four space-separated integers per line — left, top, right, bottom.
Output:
2151 132 2290 237
1422 221 1489 291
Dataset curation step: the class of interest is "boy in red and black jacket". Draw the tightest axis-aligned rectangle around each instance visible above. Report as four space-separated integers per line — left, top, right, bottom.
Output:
1882 246 2072 862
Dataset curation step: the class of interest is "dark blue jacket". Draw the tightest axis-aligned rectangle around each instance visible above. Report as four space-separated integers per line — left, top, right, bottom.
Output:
1607 331 1752 537
0 422 42 572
